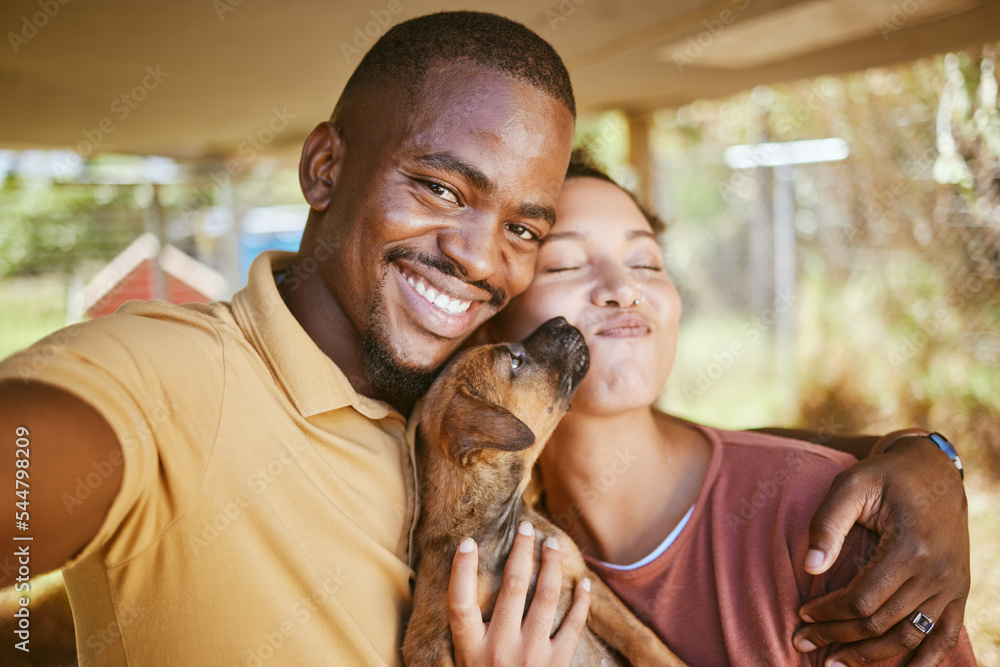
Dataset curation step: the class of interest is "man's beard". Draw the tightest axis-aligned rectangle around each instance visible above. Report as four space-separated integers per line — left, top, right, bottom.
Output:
358 246 506 407
360 293 442 407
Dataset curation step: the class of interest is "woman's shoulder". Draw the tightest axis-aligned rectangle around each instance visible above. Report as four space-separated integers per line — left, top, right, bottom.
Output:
671 422 851 540
701 422 856 480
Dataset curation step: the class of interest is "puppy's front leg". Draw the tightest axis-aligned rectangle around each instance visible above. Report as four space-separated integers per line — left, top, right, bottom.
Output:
403 574 456 667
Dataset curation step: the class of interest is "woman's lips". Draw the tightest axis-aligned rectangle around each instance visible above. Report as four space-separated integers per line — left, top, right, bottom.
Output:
593 312 652 338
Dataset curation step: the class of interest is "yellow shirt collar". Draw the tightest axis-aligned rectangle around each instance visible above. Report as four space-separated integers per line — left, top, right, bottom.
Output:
231 251 397 421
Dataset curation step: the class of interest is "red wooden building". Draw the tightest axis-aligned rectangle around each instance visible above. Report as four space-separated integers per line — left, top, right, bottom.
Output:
80 233 229 319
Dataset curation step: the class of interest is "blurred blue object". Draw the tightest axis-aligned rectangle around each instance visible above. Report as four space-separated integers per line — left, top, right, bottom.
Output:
237 205 309 285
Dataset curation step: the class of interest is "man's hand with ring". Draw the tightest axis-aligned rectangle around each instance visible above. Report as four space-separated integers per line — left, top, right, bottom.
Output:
792 434 970 666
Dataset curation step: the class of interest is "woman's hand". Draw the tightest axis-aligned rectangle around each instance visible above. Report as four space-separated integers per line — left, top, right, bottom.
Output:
448 521 590 666
793 435 970 666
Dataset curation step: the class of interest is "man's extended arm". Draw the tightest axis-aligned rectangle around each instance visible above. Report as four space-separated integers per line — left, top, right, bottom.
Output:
759 426 970 667
752 427 877 460
0 380 123 581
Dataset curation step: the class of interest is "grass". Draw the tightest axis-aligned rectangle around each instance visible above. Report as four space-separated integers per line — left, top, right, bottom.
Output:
0 274 70 360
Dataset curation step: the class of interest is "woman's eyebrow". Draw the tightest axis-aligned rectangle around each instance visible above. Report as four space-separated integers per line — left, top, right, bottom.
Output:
540 230 585 244
627 229 658 241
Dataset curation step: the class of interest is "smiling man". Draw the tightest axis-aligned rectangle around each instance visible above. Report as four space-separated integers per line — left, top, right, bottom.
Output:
0 12 578 666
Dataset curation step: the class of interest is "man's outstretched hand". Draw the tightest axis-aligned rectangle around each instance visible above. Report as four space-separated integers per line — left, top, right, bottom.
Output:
449 521 590 666
793 435 970 666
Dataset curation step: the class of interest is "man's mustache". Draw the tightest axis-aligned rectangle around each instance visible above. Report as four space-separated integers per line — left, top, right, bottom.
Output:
383 247 506 308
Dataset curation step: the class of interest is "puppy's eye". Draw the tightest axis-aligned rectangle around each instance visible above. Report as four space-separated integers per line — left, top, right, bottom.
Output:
510 353 522 370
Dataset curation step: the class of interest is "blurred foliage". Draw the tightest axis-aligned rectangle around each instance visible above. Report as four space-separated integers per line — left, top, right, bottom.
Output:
620 47 1000 481
0 176 146 278
0 154 304 281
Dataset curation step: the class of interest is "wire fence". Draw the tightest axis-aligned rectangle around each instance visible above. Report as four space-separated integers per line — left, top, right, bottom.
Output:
650 47 999 477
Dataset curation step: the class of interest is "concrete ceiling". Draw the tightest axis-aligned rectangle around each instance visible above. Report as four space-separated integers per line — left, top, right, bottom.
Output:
0 0 997 159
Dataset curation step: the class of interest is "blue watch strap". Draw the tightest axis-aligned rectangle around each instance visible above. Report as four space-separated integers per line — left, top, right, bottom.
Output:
927 432 964 480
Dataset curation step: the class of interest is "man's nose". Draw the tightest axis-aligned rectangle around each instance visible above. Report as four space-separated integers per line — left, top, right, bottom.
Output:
437 217 504 283
590 265 642 308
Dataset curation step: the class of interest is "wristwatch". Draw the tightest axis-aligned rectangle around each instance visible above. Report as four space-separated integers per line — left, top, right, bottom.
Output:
926 432 964 480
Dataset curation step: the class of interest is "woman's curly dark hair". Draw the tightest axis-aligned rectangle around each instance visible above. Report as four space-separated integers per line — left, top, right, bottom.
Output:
565 148 666 236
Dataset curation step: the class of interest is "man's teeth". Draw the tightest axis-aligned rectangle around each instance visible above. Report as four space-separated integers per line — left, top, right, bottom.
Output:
405 274 472 315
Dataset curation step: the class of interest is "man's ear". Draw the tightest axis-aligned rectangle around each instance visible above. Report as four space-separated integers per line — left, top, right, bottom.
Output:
299 121 344 212
442 387 535 464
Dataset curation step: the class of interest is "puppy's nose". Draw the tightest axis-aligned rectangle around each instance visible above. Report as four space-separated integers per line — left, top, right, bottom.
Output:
524 317 585 350
539 316 569 333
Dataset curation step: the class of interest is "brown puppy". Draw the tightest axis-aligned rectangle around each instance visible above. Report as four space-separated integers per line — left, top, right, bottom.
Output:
403 317 686 666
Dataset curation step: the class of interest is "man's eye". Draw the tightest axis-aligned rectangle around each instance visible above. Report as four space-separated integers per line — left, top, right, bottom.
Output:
506 223 538 241
545 266 580 273
426 182 459 204
633 265 663 271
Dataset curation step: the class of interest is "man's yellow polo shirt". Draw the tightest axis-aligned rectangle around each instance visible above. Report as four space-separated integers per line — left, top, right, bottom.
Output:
0 251 421 665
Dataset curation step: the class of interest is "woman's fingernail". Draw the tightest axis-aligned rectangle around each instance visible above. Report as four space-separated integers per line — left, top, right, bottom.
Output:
544 536 560 550
518 521 533 536
800 612 816 623
582 578 591 591
794 637 818 652
828 661 847 667
806 549 825 570
458 537 475 553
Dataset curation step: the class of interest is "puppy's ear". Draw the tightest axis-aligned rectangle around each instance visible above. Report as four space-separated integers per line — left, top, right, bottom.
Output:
443 388 535 463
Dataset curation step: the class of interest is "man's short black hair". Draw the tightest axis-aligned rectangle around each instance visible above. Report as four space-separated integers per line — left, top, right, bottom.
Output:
567 147 666 235
343 11 575 118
